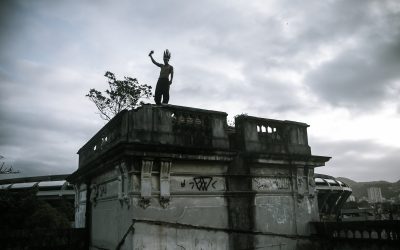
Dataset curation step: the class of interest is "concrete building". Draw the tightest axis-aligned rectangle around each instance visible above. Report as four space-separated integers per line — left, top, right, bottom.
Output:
68 104 331 250
368 187 383 203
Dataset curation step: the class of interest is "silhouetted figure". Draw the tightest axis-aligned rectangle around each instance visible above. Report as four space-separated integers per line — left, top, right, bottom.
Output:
149 50 174 105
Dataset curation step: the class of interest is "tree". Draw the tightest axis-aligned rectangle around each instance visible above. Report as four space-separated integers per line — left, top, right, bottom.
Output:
0 155 19 174
86 71 152 120
25 202 70 229
0 188 71 230
358 200 371 208
342 201 358 209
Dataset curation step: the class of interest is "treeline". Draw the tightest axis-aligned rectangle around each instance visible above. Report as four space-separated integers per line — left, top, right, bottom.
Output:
0 188 73 230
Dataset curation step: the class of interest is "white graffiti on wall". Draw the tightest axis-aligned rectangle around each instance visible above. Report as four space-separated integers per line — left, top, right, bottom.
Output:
252 177 291 191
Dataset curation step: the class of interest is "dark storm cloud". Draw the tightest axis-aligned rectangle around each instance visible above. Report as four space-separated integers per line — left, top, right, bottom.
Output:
0 102 98 178
0 58 104 177
304 1 400 110
181 0 400 113
306 36 400 109
312 138 400 182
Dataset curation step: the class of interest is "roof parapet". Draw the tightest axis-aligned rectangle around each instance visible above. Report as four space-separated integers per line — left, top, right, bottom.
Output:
78 105 318 168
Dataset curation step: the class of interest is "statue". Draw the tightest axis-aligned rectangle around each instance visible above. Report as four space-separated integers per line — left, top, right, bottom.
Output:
149 50 174 105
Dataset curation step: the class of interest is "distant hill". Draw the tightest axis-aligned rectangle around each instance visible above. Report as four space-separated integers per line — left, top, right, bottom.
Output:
336 177 358 187
336 177 400 201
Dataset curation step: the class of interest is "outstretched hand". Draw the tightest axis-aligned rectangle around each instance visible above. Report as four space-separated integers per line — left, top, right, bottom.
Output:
149 50 154 57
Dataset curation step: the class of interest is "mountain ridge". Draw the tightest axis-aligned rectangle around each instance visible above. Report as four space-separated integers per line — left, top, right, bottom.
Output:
336 177 400 201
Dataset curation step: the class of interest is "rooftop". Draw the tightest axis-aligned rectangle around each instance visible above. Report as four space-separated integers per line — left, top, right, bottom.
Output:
70 104 330 182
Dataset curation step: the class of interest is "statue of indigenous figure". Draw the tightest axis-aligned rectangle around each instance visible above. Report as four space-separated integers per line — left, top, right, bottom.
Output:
149 50 174 105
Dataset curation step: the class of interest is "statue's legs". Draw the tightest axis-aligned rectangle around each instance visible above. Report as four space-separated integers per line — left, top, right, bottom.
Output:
154 78 170 105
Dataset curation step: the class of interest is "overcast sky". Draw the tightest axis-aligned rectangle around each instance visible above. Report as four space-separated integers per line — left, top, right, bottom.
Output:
1 0 399 182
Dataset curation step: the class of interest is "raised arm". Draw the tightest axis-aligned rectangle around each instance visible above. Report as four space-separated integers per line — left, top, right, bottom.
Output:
149 51 163 67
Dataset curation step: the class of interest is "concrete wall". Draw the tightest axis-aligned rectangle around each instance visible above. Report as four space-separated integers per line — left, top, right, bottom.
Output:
75 184 86 228
74 158 321 250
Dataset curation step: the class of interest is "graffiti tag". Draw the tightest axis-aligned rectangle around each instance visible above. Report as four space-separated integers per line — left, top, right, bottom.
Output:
189 176 217 191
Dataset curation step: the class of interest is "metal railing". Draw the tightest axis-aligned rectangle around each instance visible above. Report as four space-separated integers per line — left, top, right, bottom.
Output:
313 221 400 241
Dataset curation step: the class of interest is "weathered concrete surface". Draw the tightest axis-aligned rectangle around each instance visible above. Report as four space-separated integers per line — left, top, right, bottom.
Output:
69 104 331 250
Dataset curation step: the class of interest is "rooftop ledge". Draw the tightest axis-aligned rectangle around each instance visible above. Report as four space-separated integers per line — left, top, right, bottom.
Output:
78 104 317 168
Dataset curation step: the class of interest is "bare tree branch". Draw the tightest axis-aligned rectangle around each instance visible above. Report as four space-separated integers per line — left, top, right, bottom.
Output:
0 156 20 174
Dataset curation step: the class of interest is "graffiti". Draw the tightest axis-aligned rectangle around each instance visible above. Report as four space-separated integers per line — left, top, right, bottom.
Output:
172 176 225 192
98 184 107 196
253 177 290 191
189 176 217 191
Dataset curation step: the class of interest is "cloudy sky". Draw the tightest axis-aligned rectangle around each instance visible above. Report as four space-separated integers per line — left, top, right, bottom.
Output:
1 0 399 182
